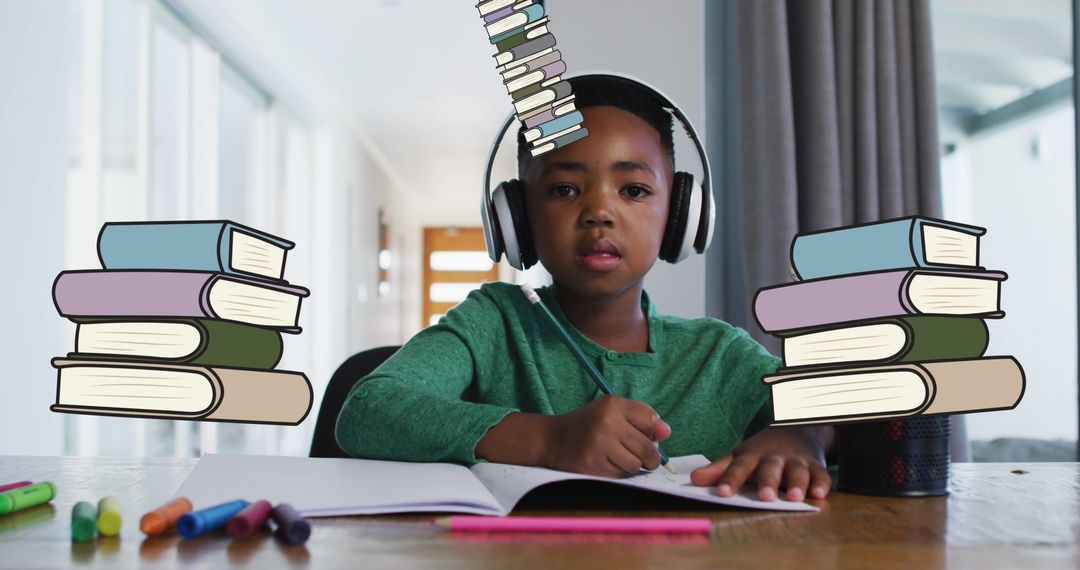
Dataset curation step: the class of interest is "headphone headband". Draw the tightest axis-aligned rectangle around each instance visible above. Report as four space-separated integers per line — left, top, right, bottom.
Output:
483 73 712 216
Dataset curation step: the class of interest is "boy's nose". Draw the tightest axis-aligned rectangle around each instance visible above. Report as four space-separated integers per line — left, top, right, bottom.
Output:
579 190 616 228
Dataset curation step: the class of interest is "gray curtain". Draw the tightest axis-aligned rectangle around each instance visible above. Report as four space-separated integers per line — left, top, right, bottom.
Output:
705 0 967 459
738 0 943 352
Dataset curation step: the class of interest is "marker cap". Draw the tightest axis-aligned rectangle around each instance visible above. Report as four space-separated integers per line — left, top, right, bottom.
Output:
140 497 193 536
71 501 97 543
270 503 311 545
97 496 122 536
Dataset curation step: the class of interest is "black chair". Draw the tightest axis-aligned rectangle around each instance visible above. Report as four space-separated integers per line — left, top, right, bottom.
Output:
309 345 401 458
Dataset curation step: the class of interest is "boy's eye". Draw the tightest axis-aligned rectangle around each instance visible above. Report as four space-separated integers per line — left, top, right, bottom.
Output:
622 185 653 199
549 184 578 198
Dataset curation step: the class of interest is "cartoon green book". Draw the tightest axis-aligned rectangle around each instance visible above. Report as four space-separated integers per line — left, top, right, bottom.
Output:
71 318 284 369
778 315 989 369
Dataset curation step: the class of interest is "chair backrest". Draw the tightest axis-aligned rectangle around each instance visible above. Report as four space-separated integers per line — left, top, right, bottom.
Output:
309 345 401 458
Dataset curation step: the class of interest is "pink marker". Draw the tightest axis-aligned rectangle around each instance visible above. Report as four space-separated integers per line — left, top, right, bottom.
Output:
0 481 31 493
434 516 713 535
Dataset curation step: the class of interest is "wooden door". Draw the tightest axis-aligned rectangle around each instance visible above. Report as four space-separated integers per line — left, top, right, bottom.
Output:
422 227 499 328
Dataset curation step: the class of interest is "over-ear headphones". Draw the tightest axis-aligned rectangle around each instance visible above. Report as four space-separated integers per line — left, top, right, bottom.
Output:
481 72 715 271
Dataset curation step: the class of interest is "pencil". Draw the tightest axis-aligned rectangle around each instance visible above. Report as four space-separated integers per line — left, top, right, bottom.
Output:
434 515 712 534
520 284 677 474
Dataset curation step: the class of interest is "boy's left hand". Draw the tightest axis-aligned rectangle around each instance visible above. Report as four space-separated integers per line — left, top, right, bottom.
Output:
689 427 831 502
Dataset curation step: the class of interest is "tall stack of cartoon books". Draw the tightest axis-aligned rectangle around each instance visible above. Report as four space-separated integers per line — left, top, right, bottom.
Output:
477 0 587 157
51 221 312 425
752 216 1025 427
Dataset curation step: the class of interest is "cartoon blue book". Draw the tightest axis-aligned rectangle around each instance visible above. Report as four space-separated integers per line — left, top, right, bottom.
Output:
98 221 294 282
790 216 986 280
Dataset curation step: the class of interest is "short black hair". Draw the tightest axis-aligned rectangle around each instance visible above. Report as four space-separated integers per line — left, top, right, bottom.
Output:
517 75 675 179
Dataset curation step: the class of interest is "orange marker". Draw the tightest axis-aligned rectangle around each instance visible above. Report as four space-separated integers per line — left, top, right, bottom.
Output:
140 497 193 536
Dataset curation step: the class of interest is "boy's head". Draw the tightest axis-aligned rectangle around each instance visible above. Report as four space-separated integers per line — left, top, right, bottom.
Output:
516 76 675 179
516 76 678 301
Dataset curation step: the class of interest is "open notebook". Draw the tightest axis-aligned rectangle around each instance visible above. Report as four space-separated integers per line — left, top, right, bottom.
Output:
173 454 819 515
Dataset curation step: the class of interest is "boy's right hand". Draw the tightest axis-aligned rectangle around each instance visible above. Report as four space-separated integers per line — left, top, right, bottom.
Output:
542 395 672 478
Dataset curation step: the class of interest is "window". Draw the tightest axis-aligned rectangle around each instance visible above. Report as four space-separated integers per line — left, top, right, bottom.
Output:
935 0 1076 460
63 0 313 458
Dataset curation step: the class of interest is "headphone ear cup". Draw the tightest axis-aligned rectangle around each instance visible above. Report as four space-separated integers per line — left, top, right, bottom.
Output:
492 180 536 270
503 180 537 269
694 179 715 253
482 182 505 263
491 181 522 270
659 172 694 263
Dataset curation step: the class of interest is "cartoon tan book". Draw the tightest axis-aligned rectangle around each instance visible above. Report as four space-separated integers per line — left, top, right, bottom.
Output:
50 358 312 425
762 356 1025 426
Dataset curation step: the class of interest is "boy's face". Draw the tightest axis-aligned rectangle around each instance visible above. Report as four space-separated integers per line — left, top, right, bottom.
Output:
522 106 673 299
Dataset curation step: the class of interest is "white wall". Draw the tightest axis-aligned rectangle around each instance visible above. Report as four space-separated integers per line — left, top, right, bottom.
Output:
942 103 1078 442
548 0 709 319
0 2 69 455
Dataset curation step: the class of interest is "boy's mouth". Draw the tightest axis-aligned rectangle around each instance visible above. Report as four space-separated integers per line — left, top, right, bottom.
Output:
575 239 622 272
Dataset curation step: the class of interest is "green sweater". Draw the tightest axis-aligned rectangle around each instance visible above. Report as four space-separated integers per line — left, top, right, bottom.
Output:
335 282 781 465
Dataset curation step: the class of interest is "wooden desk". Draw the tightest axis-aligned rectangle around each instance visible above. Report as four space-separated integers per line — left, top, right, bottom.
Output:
0 457 1077 569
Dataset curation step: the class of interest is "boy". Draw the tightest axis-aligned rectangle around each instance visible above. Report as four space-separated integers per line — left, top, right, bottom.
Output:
336 76 831 503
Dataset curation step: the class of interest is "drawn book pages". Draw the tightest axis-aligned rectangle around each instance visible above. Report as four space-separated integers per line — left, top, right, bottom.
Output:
174 454 819 516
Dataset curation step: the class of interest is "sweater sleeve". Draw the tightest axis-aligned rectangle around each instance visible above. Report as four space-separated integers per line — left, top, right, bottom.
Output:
722 329 783 445
334 290 518 465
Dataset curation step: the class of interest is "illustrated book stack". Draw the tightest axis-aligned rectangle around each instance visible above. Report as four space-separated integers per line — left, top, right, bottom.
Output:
50 221 313 425
752 216 1025 426
477 0 587 157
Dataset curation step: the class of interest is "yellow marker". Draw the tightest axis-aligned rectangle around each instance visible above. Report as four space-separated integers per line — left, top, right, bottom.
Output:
97 496 122 536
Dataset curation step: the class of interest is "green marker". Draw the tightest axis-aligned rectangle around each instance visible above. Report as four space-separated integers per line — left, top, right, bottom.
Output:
72 501 97 543
97 496 122 536
0 481 56 515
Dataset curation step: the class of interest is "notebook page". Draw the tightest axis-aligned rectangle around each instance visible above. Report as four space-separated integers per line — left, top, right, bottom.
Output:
471 454 820 513
174 453 507 517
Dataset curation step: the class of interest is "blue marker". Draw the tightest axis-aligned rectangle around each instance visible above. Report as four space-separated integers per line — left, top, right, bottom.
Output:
177 500 250 539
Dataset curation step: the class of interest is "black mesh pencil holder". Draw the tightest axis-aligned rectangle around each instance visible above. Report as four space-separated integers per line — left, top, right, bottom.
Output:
835 415 950 497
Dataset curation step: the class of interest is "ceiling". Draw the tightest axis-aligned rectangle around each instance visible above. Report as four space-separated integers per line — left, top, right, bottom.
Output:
933 0 1073 143
175 0 1074 197
174 0 515 218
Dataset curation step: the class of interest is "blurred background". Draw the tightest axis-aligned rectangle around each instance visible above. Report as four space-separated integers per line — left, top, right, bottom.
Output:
0 0 1075 462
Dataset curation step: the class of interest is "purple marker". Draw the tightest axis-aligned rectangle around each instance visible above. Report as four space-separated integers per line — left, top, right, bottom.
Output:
270 503 310 545
0 481 31 494
227 500 272 540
